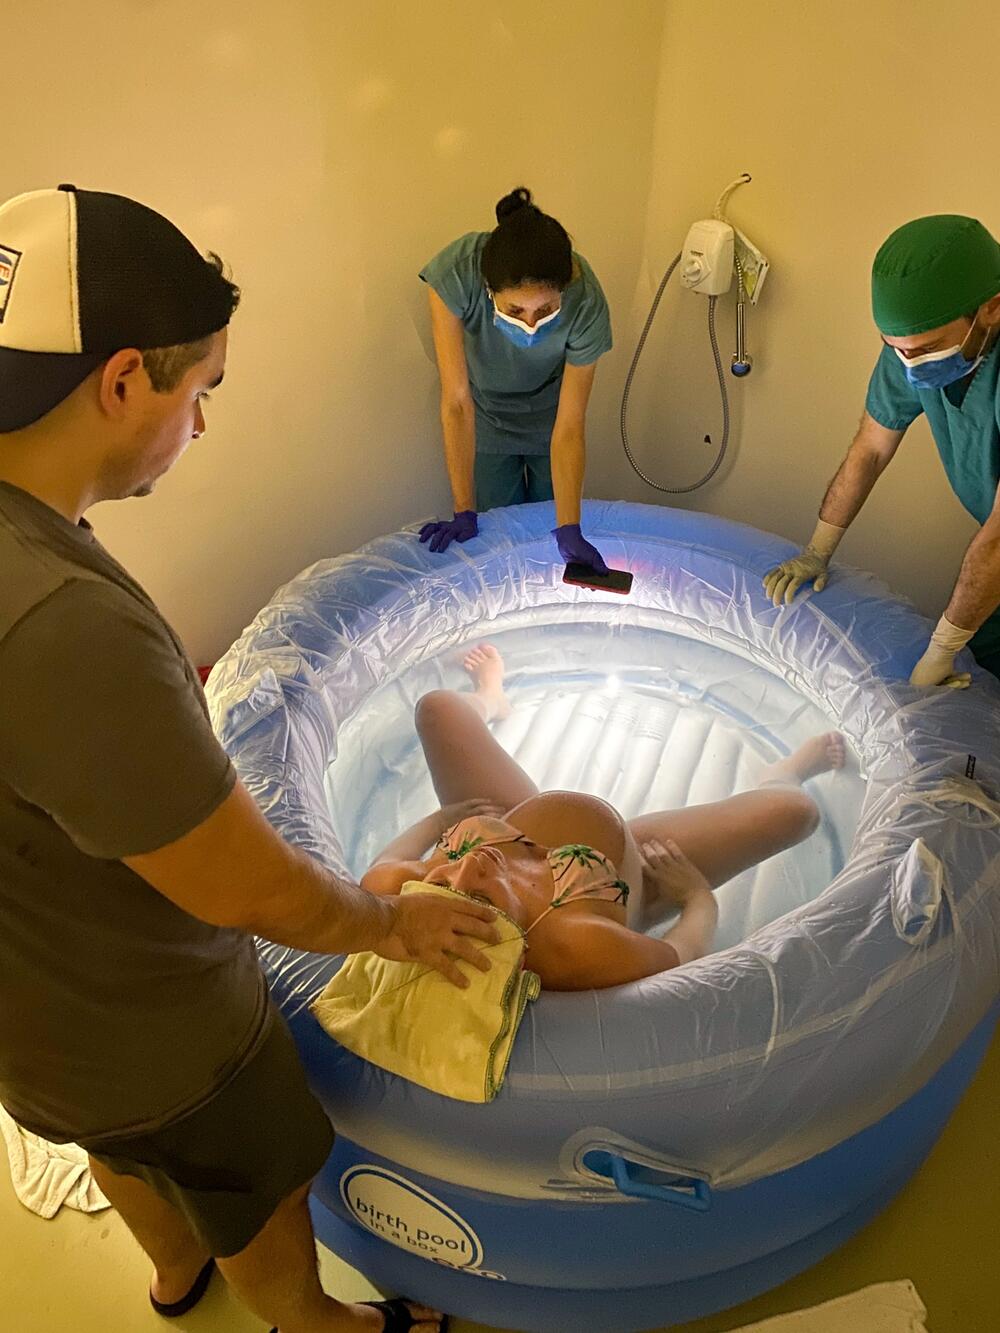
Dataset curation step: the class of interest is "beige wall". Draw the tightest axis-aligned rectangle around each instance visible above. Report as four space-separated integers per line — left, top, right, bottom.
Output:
604 0 999 619
5 2 998 660
4 1 663 662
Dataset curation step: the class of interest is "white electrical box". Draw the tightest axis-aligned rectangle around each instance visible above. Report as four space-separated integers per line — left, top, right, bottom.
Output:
679 219 734 296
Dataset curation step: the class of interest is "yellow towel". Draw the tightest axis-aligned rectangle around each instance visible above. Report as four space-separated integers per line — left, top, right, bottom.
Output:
311 882 541 1103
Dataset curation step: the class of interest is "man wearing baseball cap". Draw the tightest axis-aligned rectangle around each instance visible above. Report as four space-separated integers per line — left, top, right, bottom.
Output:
762 214 1000 688
0 185 492 1332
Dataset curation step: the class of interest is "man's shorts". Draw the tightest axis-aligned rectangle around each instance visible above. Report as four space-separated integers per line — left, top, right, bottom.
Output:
82 1010 335 1258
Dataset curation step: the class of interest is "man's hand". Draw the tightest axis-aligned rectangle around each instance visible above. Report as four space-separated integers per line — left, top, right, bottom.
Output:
436 798 507 832
762 546 832 606
762 518 847 606
910 616 974 689
374 894 499 988
419 510 478 553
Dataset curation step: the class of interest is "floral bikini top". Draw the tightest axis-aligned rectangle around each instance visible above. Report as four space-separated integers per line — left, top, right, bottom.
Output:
436 815 629 933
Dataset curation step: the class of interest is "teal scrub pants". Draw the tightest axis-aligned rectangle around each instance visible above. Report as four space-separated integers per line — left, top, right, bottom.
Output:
970 617 1000 681
474 453 554 511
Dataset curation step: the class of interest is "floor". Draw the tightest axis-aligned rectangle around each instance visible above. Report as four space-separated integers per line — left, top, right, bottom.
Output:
2 1031 997 1333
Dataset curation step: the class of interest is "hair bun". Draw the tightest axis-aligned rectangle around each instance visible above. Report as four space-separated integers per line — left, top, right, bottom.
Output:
495 187 534 223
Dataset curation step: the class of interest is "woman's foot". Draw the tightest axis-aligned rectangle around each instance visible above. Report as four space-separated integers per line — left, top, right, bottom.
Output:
759 731 846 787
463 644 511 721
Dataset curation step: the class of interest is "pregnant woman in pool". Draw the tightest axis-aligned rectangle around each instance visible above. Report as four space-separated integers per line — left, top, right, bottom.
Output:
362 646 845 989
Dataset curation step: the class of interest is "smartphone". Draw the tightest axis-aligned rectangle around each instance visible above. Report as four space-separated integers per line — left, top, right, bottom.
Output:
562 562 634 595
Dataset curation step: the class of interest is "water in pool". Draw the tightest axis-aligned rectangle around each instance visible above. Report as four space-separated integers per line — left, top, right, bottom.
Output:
325 620 864 951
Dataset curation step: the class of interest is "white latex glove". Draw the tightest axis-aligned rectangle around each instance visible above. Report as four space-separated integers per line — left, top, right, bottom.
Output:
763 520 846 607
909 615 974 689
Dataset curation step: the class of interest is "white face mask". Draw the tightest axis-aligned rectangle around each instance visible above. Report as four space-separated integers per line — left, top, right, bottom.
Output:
487 289 563 348
491 302 562 337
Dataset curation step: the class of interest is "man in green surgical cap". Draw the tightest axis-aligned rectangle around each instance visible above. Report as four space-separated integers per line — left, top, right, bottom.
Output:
763 214 1000 687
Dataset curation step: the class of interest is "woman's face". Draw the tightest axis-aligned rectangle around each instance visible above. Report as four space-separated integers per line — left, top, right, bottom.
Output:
491 282 562 329
425 844 514 902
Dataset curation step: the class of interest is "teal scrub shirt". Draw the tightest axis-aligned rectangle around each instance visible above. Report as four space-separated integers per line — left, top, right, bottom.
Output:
865 339 1000 675
419 232 612 456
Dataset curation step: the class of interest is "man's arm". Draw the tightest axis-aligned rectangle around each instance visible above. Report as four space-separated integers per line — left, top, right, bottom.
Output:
817 410 906 527
428 287 476 513
124 781 387 949
0 582 495 986
125 780 498 984
764 412 905 604
910 483 1000 688
943 490 1000 633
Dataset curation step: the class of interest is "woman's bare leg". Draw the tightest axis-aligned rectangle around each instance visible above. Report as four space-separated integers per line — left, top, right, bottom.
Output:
629 732 846 895
414 645 539 809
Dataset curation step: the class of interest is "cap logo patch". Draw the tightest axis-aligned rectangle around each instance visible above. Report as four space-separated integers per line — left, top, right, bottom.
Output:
0 242 22 323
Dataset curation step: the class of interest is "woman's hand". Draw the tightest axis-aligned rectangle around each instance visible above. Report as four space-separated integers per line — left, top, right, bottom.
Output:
641 838 711 908
552 523 609 574
437 798 507 832
419 510 479 553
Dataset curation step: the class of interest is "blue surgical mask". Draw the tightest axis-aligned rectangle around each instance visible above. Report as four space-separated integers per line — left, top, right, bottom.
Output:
895 319 987 390
489 294 562 348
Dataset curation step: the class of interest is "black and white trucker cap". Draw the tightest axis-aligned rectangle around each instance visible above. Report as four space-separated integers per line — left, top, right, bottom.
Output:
0 184 235 432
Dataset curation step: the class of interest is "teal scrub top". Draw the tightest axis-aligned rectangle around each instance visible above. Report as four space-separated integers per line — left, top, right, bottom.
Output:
419 232 612 456
865 338 1000 671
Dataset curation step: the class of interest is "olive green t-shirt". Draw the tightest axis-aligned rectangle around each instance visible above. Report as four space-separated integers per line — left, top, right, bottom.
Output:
0 482 271 1143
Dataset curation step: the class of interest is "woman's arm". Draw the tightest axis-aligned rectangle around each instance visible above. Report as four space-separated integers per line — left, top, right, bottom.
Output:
658 886 719 965
428 288 477 512
369 798 507 866
360 813 452 900
538 914 682 989
550 361 597 526
361 799 506 897
370 812 448 866
644 839 718 965
538 838 718 989
536 878 716 991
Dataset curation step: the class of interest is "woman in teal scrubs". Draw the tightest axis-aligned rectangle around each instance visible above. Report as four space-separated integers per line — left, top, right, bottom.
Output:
763 214 1000 687
418 188 612 572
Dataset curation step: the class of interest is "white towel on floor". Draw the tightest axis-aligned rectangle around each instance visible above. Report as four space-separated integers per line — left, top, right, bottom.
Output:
727 1281 927 1332
0 1106 109 1217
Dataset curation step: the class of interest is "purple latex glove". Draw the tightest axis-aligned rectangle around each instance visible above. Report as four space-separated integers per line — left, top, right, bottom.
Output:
552 523 609 574
419 510 479 553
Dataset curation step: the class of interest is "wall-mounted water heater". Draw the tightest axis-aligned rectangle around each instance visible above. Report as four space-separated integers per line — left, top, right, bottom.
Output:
621 173 769 491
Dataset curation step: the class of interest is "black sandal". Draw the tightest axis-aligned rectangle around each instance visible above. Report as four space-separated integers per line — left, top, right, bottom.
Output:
269 1296 448 1332
149 1257 215 1317
363 1299 449 1332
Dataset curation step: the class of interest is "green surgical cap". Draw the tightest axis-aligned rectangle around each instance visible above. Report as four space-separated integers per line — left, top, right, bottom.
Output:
871 214 1000 335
